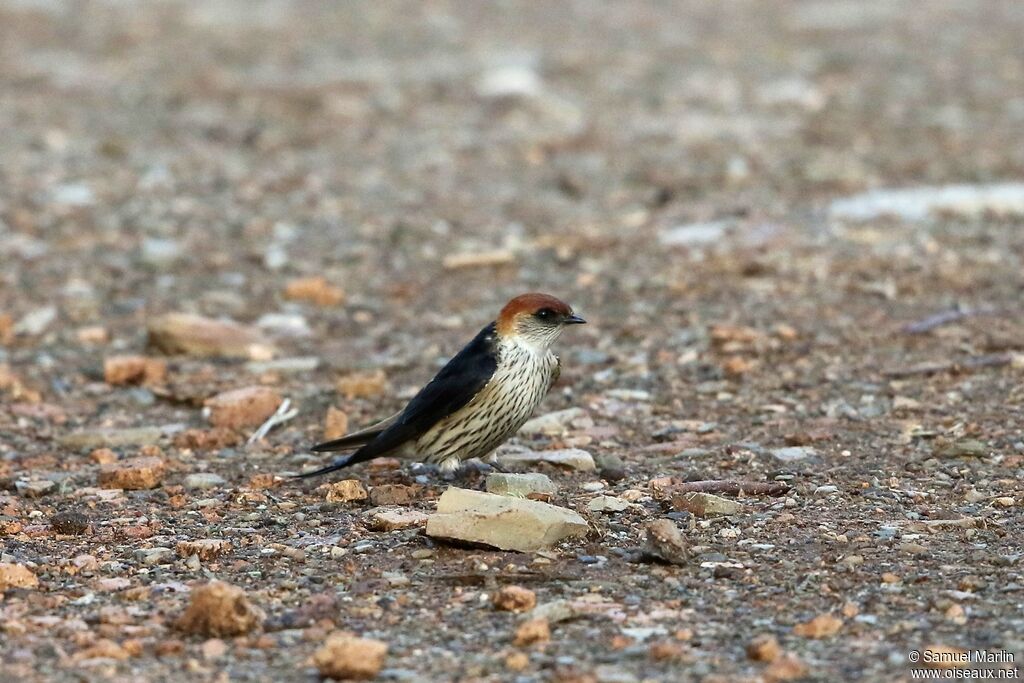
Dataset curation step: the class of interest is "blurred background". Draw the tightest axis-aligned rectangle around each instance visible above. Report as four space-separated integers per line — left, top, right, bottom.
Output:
2 0 1023 371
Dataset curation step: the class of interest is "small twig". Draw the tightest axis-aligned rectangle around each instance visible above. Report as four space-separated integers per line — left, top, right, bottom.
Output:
670 480 790 497
902 305 995 335
883 353 1013 379
248 398 298 444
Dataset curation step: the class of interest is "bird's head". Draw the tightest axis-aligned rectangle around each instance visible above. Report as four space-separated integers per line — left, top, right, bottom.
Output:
496 293 586 350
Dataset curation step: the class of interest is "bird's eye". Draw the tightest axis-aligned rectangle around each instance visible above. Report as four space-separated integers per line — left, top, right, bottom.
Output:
535 308 555 320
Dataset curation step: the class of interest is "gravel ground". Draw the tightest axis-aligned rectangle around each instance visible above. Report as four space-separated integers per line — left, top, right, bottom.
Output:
2 1 1024 681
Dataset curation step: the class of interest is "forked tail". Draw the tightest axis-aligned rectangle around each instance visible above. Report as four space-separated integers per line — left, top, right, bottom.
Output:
293 454 357 479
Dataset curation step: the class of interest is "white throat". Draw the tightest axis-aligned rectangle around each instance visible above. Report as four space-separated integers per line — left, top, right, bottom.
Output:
504 333 556 356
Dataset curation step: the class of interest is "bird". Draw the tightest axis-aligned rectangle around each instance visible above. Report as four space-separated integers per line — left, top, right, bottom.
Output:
297 293 586 478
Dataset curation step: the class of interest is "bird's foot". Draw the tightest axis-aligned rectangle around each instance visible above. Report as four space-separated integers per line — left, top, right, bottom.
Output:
445 459 500 482
409 459 503 482
407 462 445 485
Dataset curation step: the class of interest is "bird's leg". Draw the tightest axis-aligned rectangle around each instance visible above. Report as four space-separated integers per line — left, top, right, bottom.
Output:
482 452 506 473
448 458 500 481
438 456 464 481
408 462 442 479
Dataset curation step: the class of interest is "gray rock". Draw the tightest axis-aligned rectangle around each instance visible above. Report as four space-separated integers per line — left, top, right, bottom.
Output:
672 492 743 516
829 183 1024 223
183 473 227 490
594 665 639 683
644 519 689 565
367 508 428 531
16 479 56 498
14 306 57 336
771 446 816 462
140 238 183 267
263 245 288 270
530 599 582 624
138 164 172 190
134 547 173 565
499 447 596 472
587 496 630 513
620 626 669 641
256 313 312 338
575 349 611 365
603 389 651 402
51 182 95 206
426 487 588 552
594 453 626 481
148 312 275 360
963 488 986 503
485 473 558 498
936 439 988 458
658 220 729 247
127 388 156 406
756 77 826 110
476 64 542 100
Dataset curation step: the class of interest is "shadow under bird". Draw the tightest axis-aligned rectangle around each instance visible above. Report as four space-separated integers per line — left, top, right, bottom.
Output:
298 293 586 478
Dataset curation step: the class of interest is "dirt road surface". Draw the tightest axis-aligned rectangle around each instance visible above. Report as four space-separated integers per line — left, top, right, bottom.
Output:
2 2 1023 681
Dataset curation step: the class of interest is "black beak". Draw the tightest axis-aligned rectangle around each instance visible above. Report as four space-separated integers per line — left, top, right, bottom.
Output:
564 314 587 325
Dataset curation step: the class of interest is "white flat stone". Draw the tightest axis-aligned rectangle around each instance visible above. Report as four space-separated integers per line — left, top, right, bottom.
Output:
426 487 588 552
485 473 558 497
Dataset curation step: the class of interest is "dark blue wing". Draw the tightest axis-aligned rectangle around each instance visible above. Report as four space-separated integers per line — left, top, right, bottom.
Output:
301 323 499 476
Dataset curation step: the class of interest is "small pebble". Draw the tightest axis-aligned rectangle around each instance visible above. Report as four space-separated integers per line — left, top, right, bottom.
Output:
184 473 227 490
50 510 90 535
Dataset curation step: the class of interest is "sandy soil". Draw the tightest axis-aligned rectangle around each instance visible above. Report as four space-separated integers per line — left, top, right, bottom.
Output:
1 1 1023 681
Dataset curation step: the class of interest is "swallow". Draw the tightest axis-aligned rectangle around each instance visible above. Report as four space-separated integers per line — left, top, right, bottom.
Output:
298 293 585 477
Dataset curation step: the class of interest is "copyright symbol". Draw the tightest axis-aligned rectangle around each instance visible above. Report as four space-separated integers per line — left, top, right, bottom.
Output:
909 650 920 663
